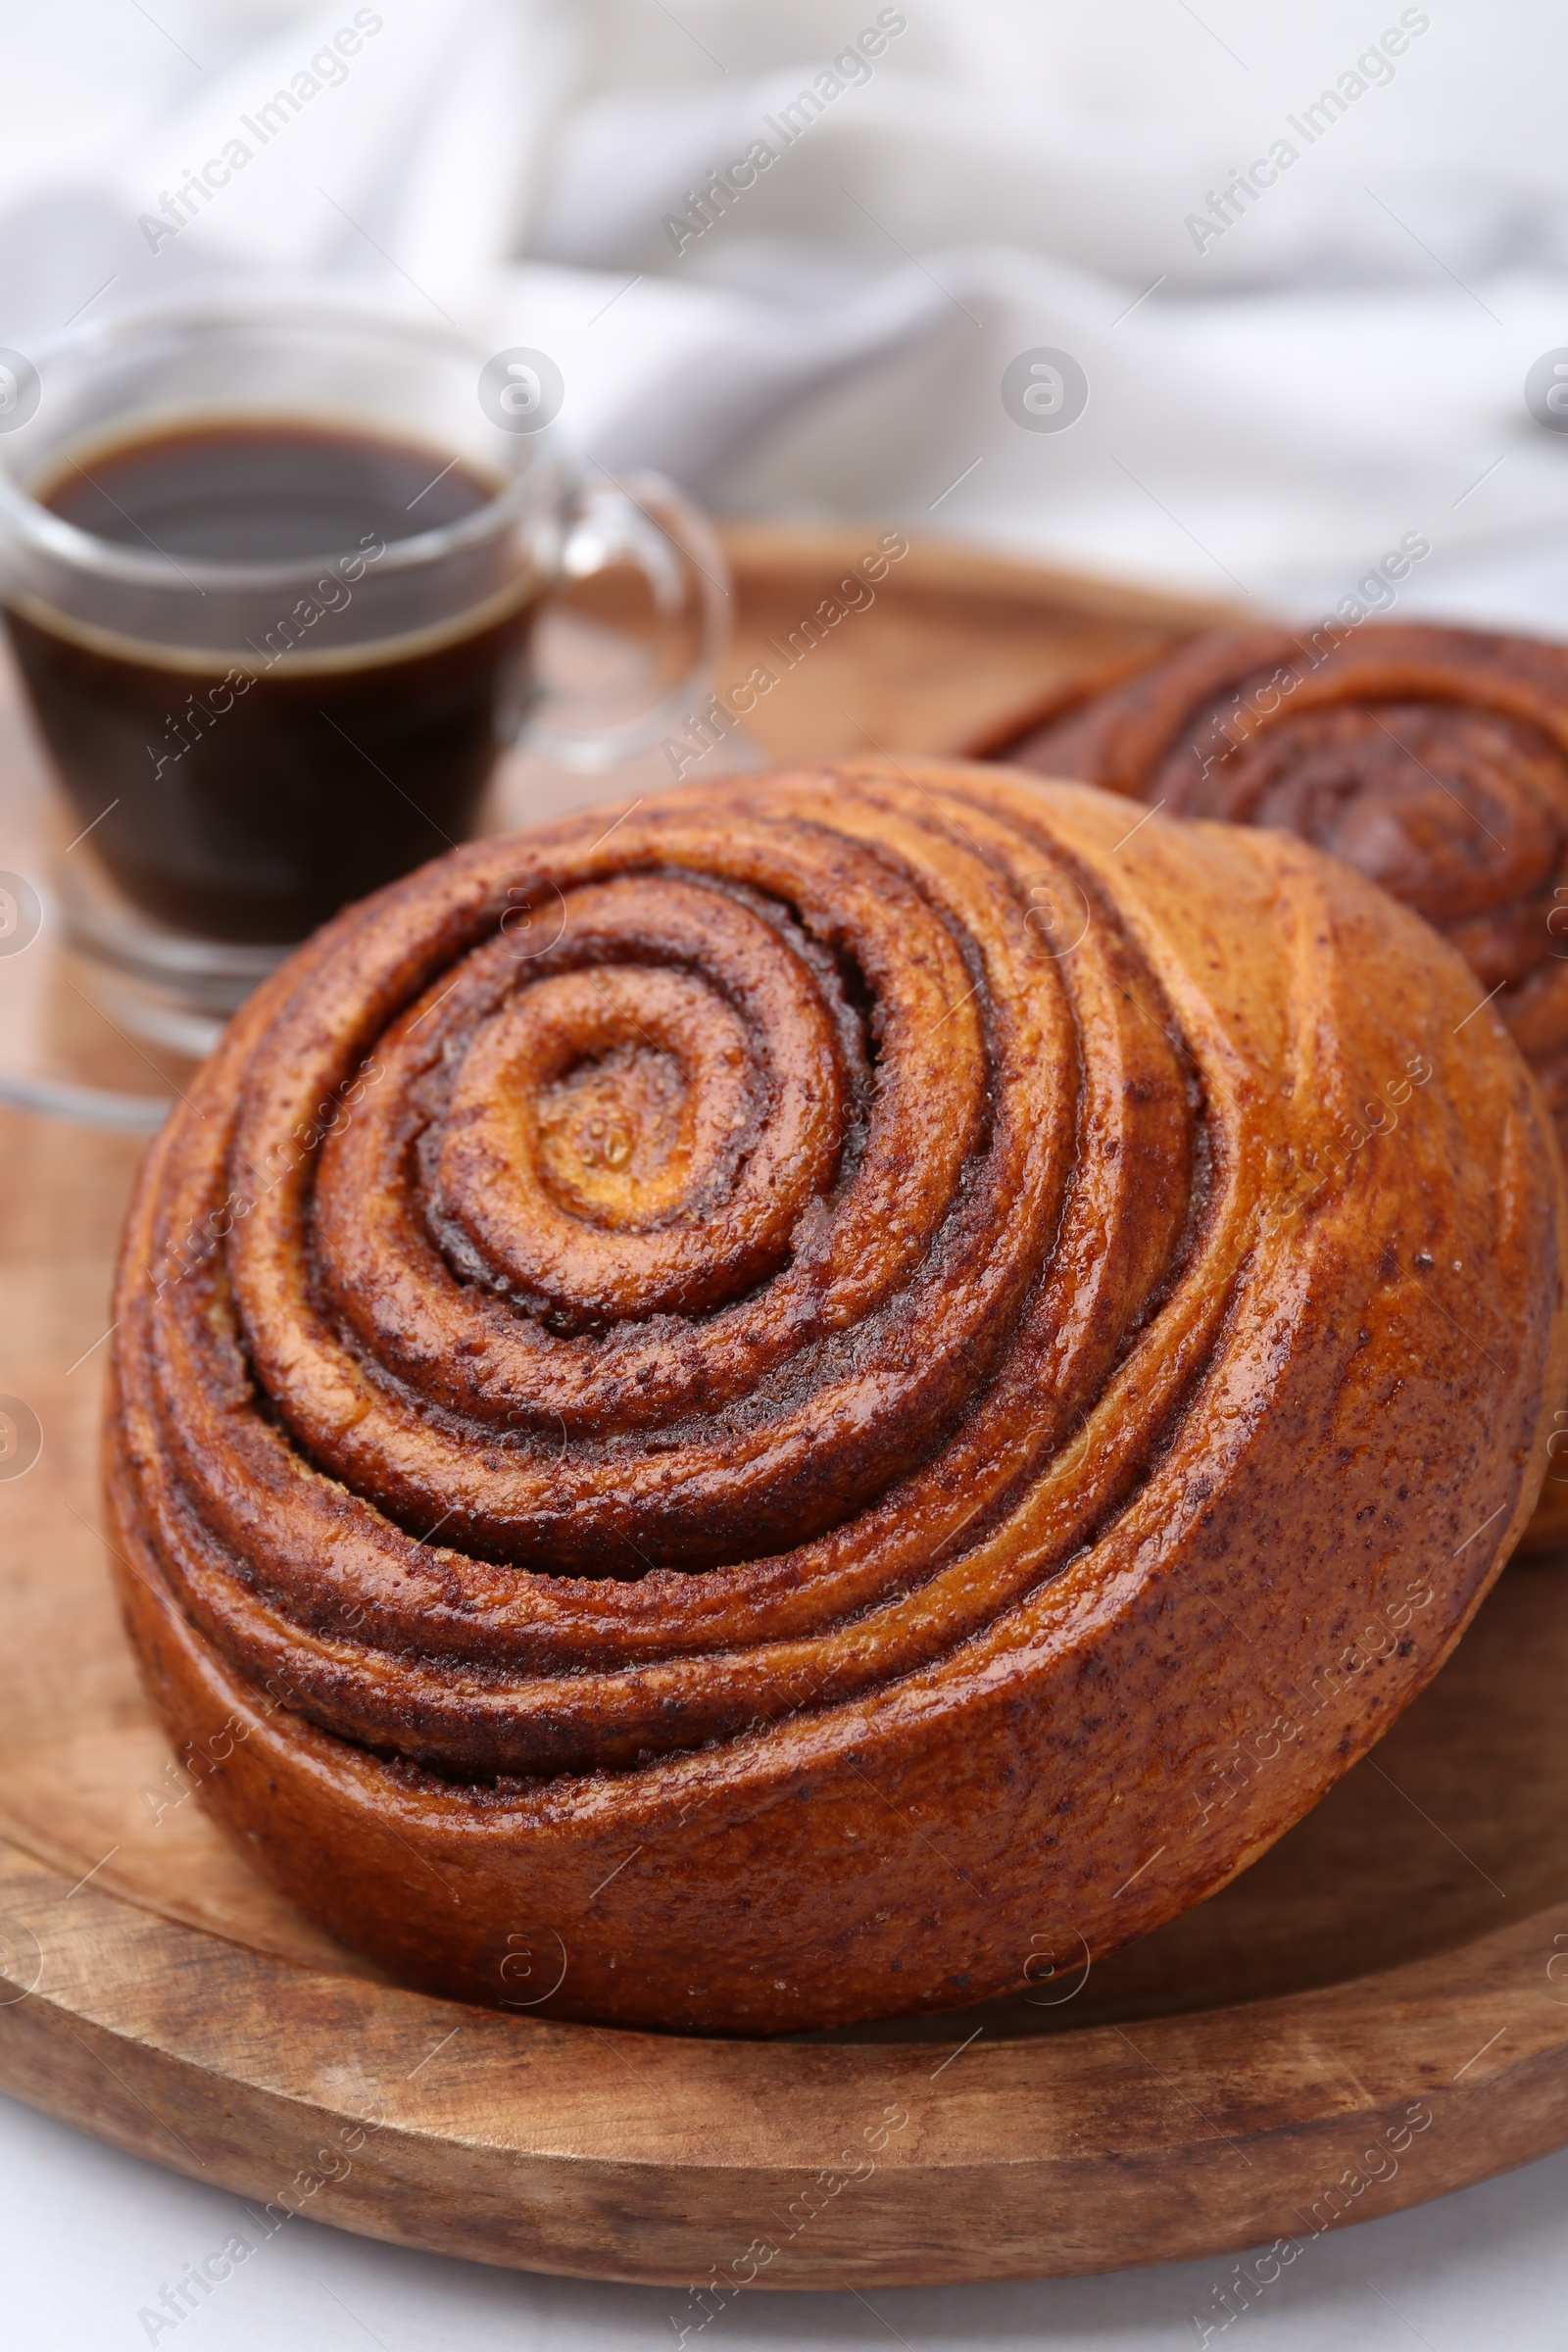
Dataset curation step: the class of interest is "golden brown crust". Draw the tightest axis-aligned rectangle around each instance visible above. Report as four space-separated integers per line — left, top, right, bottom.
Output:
104 760 1568 2032
1013 625 1568 1551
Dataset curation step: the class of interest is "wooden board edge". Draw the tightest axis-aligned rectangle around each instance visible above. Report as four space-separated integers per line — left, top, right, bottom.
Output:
715 522 1250 632
3 1834 1567 2287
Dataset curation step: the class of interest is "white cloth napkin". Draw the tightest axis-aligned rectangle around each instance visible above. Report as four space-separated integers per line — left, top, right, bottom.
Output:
4 0 1568 624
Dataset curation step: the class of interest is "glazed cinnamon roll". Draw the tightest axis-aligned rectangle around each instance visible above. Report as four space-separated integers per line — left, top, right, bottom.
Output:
106 761 1566 2033
1011 622 1568 1547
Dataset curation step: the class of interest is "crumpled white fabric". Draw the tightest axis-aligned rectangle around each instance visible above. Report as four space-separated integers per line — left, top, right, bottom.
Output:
4 0 1568 625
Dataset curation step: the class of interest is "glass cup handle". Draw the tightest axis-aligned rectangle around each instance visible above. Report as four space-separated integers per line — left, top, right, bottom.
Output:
517 471 732 769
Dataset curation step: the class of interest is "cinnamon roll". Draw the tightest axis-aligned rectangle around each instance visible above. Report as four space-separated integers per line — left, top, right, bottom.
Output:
105 760 1567 2032
1010 622 1568 1546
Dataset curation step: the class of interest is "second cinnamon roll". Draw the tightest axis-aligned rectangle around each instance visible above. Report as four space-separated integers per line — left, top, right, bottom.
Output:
1011 623 1568 1548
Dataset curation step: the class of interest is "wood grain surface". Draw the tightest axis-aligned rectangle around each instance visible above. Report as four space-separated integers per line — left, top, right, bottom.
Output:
0 527 1564 2286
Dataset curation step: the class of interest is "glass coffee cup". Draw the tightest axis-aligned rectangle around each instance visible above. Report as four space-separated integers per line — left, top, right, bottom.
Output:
0 296 728 1053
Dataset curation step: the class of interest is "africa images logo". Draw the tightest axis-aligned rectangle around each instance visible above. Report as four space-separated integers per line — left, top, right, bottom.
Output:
137 9 384 250
1184 9 1431 254
662 10 908 256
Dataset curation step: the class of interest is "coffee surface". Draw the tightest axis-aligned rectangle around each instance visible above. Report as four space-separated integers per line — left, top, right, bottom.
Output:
41 419 493 563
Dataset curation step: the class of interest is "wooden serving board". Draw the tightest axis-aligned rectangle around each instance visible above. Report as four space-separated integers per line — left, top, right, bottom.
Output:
1 528 1566 2290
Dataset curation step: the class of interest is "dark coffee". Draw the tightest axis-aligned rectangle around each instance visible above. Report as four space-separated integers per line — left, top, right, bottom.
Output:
4 421 538 943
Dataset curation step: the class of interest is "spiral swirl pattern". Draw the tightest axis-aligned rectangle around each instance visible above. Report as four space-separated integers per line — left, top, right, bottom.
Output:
1012 623 1568 1138
107 761 1565 2031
